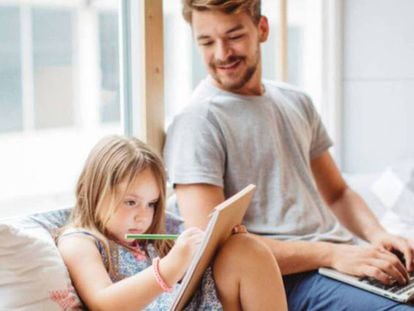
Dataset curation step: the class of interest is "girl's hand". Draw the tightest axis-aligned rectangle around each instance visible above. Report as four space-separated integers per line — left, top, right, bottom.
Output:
163 227 205 280
232 224 248 234
174 227 205 260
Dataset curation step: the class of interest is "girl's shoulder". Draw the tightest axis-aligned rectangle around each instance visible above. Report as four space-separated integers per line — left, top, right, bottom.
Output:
57 227 105 255
58 227 100 243
59 227 97 238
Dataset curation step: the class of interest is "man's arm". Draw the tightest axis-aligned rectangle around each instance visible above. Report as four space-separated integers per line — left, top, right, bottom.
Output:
310 151 385 242
175 184 225 229
175 183 336 275
176 179 411 283
311 151 414 273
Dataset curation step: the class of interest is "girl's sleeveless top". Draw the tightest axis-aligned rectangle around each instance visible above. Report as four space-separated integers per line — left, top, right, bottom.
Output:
60 230 222 311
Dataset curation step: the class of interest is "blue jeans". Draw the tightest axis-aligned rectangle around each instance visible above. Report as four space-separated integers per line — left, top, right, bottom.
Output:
283 271 414 310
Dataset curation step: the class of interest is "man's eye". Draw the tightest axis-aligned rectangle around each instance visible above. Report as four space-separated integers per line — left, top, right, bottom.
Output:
200 41 213 46
229 35 243 40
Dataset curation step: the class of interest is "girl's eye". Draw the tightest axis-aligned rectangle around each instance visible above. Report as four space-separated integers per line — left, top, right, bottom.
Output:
148 202 157 209
124 200 136 207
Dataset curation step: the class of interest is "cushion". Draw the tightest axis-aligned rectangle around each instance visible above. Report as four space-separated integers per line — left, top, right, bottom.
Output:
371 160 414 223
165 210 185 234
0 207 184 310
345 169 414 240
370 161 414 238
371 168 406 210
0 208 83 310
343 172 386 218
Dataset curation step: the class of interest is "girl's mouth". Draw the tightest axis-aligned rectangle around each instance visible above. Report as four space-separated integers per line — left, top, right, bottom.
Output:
128 229 143 234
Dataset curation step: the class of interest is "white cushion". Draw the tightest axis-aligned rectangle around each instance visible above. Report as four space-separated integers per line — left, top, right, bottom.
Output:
343 172 386 218
371 161 414 223
0 211 82 310
371 168 405 209
345 169 414 240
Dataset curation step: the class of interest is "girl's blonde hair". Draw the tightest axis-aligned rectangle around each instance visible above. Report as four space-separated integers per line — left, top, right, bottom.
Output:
182 0 261 24
68 135 171 270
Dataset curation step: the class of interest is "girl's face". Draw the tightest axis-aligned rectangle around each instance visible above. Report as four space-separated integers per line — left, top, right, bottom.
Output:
106 168 160 245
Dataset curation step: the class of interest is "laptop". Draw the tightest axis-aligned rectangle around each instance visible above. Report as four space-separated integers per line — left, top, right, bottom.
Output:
319 252 414 303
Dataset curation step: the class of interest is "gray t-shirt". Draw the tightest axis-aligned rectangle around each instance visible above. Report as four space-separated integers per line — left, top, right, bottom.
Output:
164 77 352 243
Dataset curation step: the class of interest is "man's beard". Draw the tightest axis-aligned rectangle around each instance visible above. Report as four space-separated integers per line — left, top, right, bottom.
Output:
210 49 260 92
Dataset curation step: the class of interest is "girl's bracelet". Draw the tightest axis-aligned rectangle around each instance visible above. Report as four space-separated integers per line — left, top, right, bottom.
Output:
152 257 173 293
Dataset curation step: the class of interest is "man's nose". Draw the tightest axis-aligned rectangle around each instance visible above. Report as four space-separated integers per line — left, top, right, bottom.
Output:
215 41 233 62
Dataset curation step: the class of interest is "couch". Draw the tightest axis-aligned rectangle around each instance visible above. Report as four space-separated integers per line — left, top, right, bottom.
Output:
1 161 413 310
0 208 183 310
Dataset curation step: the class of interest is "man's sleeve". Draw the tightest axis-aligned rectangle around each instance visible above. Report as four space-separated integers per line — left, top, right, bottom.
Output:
163 112 225 187
303 95 333 159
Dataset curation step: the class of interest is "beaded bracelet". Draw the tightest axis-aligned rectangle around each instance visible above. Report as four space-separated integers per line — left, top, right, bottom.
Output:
152 257 173 292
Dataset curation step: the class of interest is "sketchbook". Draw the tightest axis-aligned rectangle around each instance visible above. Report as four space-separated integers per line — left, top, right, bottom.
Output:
170 184 256 311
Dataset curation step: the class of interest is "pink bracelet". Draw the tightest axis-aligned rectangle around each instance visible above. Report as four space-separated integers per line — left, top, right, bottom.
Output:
152 257 173 292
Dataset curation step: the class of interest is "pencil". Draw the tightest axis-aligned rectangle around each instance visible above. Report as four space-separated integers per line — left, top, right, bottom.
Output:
125 233 179 240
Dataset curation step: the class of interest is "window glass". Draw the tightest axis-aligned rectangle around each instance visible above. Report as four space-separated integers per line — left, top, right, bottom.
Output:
99 11 120 123
0 6 22 133
0 1 121 218
32 8 74 129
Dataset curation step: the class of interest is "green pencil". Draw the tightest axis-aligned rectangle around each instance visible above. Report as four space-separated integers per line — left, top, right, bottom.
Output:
125 233 179 240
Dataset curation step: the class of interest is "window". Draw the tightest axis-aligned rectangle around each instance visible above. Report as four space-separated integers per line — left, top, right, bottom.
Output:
1 0 331 217
99 11 120 123
0 6 22 133
0 1 121 217
32 8 74 129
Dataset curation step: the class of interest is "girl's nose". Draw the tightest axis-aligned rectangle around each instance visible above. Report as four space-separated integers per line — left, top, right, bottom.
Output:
133 207 149 222
133 217 146 228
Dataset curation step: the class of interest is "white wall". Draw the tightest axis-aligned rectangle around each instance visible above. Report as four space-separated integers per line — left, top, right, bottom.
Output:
342 0 414 173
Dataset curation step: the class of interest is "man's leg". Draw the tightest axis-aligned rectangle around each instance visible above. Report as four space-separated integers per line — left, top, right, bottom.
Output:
283 271 414 310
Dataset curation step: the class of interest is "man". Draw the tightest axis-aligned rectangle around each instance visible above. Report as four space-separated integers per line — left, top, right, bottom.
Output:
164 0 414 309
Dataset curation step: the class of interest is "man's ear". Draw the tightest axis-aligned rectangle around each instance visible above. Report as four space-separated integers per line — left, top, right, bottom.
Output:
258 16 269 42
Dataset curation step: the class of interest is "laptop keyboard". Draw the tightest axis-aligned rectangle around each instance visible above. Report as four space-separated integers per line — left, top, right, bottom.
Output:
361 272 414 295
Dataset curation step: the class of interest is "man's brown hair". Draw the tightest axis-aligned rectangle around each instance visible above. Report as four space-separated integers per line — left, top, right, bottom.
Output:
182 0 261 24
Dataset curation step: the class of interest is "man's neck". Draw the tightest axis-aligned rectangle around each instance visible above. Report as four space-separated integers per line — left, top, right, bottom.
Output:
212 77 265 96
219 62 264 96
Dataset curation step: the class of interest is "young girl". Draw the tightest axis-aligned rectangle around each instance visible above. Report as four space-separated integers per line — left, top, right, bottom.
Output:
57 135 287 310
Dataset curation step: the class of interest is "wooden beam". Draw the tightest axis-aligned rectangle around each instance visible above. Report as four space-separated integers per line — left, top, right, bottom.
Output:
322 0 344 167
279 0 288 82
140 0 164 154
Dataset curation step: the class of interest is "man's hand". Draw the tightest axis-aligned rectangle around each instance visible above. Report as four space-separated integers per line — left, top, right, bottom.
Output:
369 232 414 272
330 244 410 285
